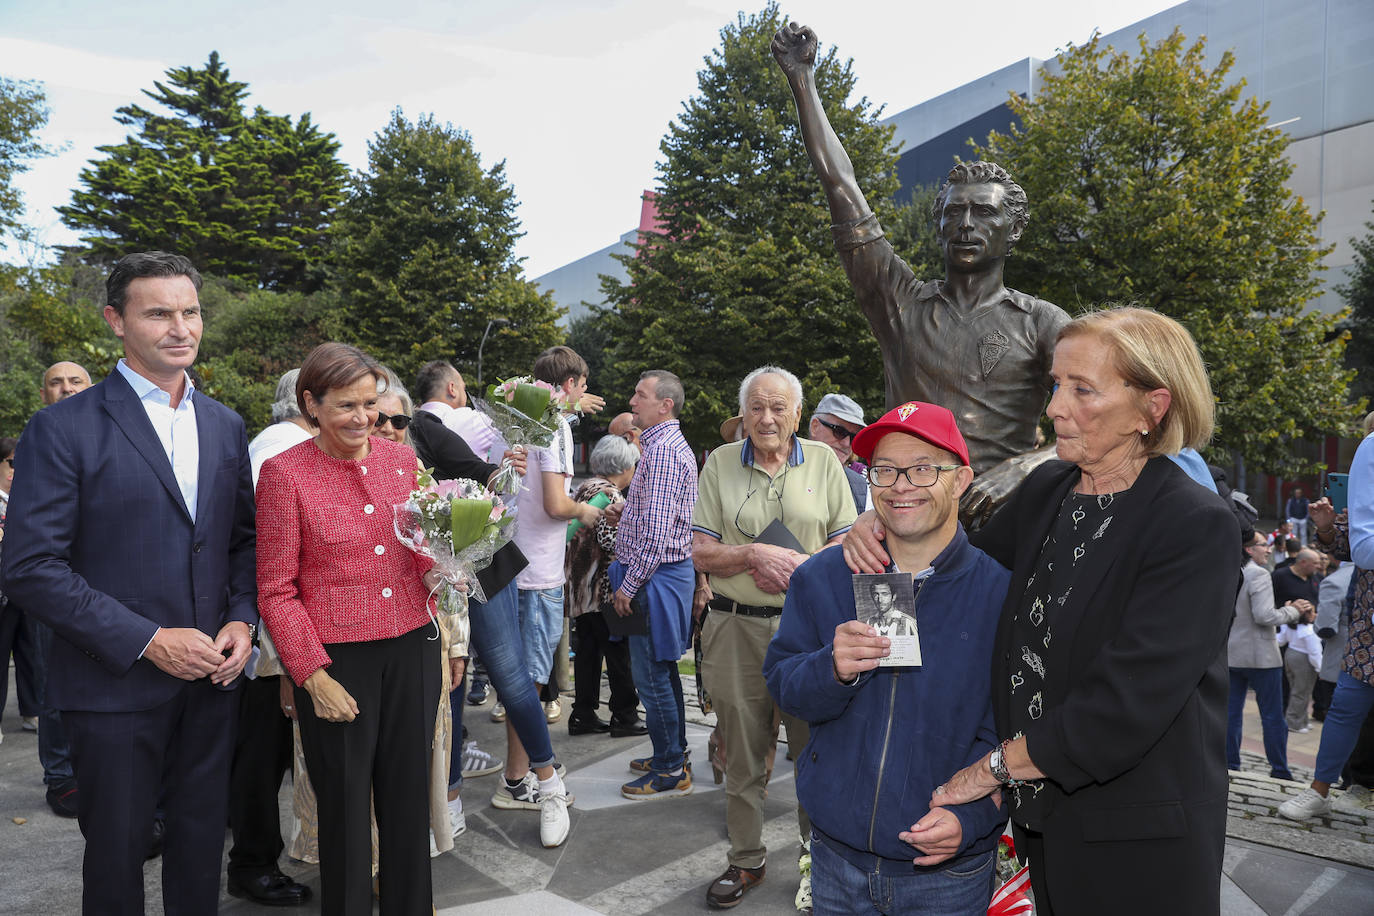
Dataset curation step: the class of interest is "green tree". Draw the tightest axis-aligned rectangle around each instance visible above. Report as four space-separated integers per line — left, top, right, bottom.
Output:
329 109 562 384
1340 203 1374 405
196 279 340 432
0 77 55 251
58 53 347 291
598 3 901 447
979 29 1355 475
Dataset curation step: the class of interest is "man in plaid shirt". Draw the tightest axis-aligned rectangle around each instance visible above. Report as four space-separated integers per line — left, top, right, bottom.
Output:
609 370 699 799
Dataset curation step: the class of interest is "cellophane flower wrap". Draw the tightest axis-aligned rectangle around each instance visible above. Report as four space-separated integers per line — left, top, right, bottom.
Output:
987 833 1032 915
393 469 514 613
473 376 577 494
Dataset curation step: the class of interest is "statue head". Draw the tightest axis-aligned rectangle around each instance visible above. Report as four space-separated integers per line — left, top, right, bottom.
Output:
932 161 1030 261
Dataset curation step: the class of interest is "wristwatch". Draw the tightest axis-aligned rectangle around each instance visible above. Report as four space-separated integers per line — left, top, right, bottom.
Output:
989 743 1013 785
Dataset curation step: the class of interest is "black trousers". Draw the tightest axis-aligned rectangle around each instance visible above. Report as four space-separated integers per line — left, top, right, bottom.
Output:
227 674 294 879
295 625 441 916
0 599 40 718
571 612 639 720
66 678 238 916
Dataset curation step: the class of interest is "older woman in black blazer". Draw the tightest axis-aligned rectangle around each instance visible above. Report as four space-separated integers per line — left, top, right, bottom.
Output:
848 307 1240 914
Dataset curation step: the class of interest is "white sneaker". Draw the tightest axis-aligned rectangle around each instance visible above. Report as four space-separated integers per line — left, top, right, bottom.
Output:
544 698 562 723
540 788 570 847
21 716 38 732
1336 783 1374 812
1279 786 1332 820
795 843 813 913
449 796 466 838
490 703 507 723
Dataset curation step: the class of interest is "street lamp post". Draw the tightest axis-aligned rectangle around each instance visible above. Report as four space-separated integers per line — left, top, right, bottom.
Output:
476 317 510 388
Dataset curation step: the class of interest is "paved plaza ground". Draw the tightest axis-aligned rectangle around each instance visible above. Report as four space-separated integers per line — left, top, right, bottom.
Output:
3 666 1374 914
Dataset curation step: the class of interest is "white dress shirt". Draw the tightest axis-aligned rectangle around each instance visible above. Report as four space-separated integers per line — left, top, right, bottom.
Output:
419 400 500 460
116 360 199 522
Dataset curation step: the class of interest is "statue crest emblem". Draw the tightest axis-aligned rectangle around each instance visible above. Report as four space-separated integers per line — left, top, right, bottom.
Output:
979 329 1010 378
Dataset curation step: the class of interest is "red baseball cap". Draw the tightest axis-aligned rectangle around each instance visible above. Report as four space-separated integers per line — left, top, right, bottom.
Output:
851 401 970 466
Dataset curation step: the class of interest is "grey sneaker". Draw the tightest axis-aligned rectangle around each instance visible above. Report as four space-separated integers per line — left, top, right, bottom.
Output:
1336 783 1374 812
1279 786 1332 820
491 771 575 810
461 740 503 778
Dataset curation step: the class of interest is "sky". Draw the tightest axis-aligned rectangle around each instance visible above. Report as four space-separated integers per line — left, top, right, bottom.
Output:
0 0 1182 280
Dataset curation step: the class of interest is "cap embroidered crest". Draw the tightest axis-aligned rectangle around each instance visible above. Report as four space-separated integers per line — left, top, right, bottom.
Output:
897 403 918 421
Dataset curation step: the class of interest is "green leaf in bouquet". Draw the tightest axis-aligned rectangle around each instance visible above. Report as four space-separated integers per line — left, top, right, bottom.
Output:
508 382 552 420
449 497 495 551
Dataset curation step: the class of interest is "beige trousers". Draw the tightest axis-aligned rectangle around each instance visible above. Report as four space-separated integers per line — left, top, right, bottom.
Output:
700 610 810 868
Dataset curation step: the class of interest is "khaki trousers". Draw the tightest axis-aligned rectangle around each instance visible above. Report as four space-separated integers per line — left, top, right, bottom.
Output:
700 609 810 868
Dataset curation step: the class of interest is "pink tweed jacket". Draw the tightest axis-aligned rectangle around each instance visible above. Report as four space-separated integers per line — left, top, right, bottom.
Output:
256 436 434 686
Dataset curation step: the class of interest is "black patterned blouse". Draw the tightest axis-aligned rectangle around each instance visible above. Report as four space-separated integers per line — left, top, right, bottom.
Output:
1005 487 1127 827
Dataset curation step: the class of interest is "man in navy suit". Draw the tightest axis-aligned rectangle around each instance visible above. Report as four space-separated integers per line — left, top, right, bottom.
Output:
1 251 257 915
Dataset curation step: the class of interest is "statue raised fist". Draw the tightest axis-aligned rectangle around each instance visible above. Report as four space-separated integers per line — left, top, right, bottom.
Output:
771 22 818 76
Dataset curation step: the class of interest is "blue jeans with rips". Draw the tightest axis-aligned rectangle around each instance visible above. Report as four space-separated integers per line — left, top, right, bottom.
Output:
517 585 564 686
1227 666 1291 779
810 831 995 916
468 581 555 769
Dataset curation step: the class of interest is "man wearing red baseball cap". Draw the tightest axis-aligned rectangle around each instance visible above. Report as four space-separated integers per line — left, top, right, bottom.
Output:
763 401 1011 914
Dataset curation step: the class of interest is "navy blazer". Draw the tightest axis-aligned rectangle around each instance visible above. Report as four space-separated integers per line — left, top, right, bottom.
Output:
0 368 257 712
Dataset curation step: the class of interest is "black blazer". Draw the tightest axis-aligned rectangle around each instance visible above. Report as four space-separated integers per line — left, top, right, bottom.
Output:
973 456 1240 913
408 409 527 598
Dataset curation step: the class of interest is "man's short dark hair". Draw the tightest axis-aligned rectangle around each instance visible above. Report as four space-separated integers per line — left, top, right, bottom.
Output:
641 370 685 418
414 360 458 403
932 161 1030 243
106 251 203 316
532 346 588 387
297 342 384 428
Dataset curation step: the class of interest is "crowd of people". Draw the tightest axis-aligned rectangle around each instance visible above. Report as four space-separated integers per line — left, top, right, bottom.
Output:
1 164 1373 916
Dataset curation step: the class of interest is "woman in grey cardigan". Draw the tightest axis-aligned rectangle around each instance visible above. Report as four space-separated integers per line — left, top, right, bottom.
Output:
1228 529 1310 778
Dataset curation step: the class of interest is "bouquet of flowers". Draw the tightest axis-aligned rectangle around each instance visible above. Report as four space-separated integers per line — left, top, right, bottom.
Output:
393 469 514 612
472 376 578 493
987 833 1032 916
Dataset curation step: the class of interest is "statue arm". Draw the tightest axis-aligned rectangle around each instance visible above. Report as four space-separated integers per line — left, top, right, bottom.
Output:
772 22 870 226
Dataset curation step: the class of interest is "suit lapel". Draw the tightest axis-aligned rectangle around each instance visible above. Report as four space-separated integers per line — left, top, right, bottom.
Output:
194 396 217 528
1044 457 1173 698
101 369 193 521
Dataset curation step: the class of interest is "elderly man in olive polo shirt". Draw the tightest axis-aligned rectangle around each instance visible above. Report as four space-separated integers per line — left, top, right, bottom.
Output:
692 366 857 911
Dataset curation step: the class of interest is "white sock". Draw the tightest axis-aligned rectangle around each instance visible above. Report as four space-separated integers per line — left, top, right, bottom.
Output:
537 772 564 798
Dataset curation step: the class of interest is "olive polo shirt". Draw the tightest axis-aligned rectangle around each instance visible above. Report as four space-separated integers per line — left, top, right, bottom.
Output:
692 436 857 608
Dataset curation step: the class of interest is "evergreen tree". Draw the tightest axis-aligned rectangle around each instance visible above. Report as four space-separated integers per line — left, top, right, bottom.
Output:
329 109 562 383
979 30 1355 475
59 53 347 291
598 3 901 447
1340 204 1374 405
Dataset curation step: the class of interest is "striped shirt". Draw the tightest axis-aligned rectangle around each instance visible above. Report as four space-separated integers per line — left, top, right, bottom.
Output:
614 419 697 597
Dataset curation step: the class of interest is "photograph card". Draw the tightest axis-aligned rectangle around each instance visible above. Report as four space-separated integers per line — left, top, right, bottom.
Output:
853 572 921 667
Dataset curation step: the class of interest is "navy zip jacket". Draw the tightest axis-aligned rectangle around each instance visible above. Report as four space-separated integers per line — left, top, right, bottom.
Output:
763 526 1009 869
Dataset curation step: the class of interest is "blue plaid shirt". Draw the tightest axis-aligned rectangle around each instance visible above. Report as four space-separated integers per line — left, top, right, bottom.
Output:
614 419 697 597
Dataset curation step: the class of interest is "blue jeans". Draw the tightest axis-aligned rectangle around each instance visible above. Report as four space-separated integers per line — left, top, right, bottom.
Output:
1228 667 1291 779
628 611 687 773
1315 672 1374 784
468 581 555 769
27 617 75 787
810 832 995 915
517 586 564 685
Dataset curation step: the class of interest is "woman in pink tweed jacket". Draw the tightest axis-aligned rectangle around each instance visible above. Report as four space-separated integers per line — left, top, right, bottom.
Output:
256 342 440 916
